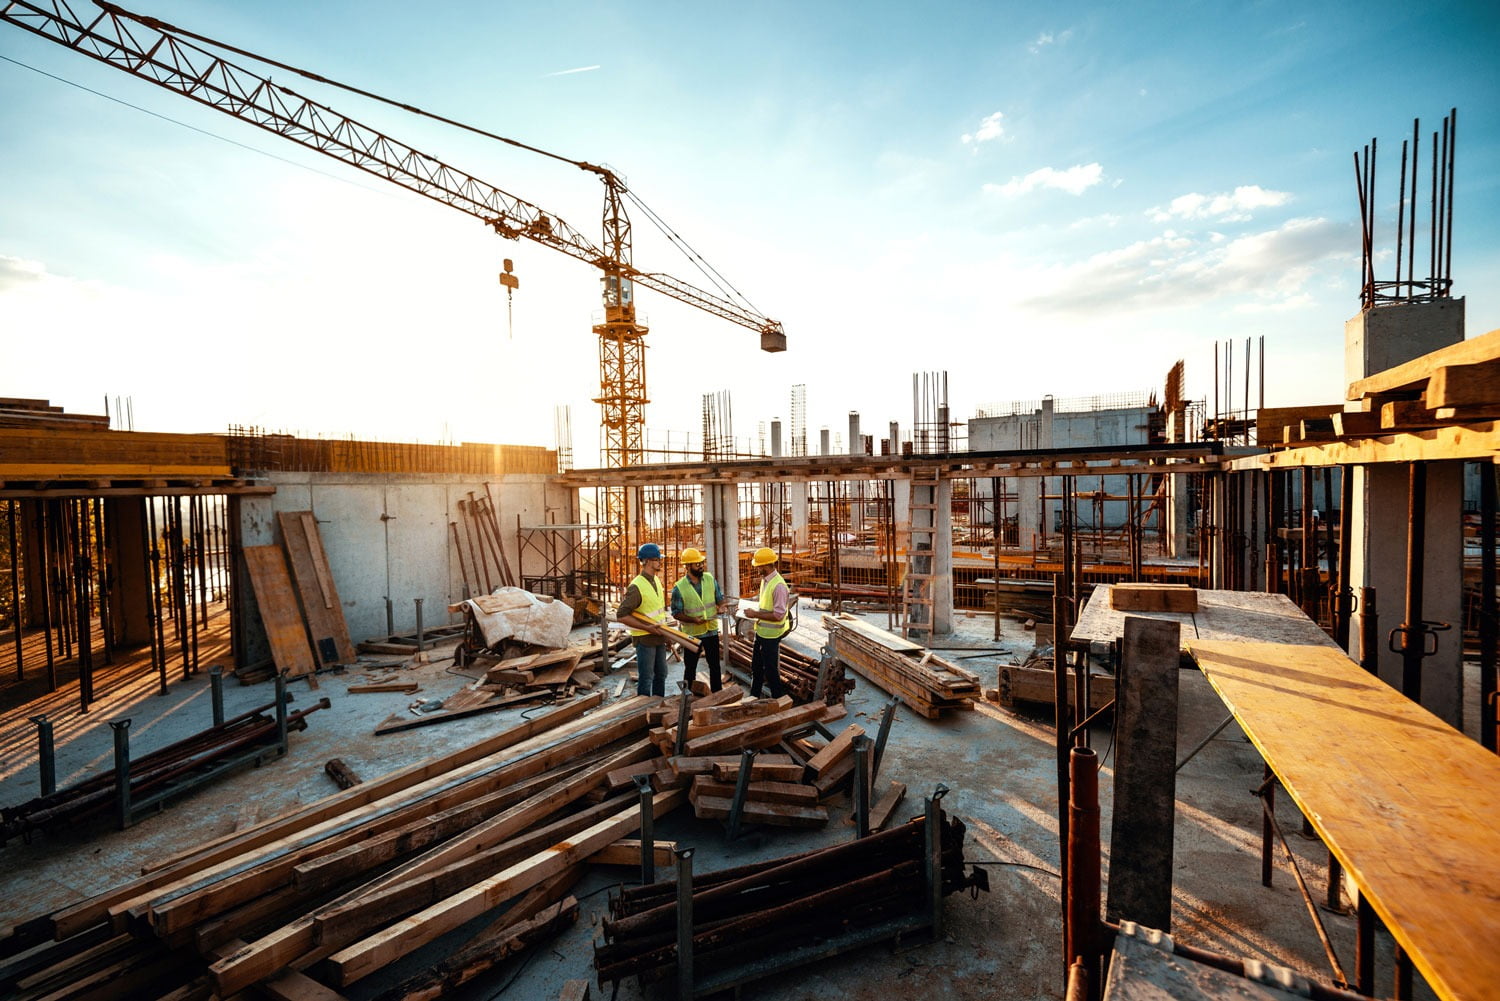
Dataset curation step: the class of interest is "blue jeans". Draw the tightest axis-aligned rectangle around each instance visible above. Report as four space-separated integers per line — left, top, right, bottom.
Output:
634 642 669 697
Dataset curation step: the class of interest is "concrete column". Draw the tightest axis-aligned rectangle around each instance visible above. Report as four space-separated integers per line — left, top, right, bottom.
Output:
1344 300 1465 726
1165 410 1192 559
789 484 809 549
703 483 741 600
906 475 954 635
848 412 861 455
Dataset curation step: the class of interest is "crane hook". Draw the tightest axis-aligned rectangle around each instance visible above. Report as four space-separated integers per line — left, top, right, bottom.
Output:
498 258 519 340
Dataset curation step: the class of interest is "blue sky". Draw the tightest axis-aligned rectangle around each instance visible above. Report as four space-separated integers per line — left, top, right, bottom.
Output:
3 0 1498 463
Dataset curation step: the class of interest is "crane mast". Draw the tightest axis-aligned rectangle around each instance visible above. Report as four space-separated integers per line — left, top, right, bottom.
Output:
2 0 786 496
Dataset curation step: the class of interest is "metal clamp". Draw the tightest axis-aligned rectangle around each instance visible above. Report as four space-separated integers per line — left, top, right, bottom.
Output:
1387 619 1451 657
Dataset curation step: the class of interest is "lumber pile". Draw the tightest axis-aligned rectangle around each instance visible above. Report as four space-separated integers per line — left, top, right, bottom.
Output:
0 695 687 1000
593 810 987 992
822 614 981 718
723 630 854 705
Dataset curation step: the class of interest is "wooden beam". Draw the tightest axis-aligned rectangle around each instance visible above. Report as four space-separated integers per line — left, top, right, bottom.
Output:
1348 327 1500 400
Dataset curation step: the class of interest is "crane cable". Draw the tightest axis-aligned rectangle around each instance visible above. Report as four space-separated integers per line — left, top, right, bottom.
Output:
100 1 767 319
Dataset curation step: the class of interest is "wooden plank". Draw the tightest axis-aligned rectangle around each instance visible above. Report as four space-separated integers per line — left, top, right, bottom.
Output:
1254 404 1341 446
52 695 616 939
1072 586 1337 650
689 793 827 829
1348 326 1500 399
1427 359 1500 408
803 723 865 779
322 791 686 986
1105 617 1180 931
688 776 820 806
681 702 828 756
1332 410 1383 437
1188 639 1500 1001
346 683 419 694
276 511 355 668
868 781 907 832
997 664 1114 712
588 840 677 867
242 545 317 678
691 696 791 726
1109 583 1197 613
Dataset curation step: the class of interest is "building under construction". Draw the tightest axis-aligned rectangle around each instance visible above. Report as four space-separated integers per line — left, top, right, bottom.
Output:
0 8 1495 1000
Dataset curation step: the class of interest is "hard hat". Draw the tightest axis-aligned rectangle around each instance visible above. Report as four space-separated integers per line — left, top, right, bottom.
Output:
636 542 663 560
680 547 706 565
751 547 778 567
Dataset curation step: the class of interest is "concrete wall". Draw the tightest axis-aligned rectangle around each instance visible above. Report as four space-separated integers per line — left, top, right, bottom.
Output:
240 472 572 658
968 402 1154 538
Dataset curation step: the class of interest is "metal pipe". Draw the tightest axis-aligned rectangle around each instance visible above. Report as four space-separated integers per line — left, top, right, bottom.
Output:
210 665 225 727
1260 764 1275 888
1065 748 1100 988
853 734 870 839
675 847 694 999
274 671 289 755
1356 893 1375 994
110 719 131 830
414 597 425 652
1176 713 1234 773
30 715 54 796
1337 467 1354 651
1481 462 1497 753
727 748 755 842
674 680 692 757
634 774 656 885
1261 793 1350 985
924 783 949 941
1359 587 1378 675
1399 464 1427 700
7 500 20 680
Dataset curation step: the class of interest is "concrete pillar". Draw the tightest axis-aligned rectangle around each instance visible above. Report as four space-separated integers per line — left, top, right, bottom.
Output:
848 412 861 456
906 475 954 635
1345 300 1465 726
789 484 809 549
703 483 741 600
1165 410 1192 559
771 420 782 458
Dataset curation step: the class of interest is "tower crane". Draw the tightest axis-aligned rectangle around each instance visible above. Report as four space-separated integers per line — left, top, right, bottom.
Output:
1 0 787 496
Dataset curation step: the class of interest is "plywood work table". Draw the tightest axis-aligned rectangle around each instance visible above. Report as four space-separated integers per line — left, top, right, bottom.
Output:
1188 639 1500 1001
1071 586 1339 651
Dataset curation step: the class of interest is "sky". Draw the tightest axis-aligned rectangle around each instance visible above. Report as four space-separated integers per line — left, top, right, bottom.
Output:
3 0 1498 466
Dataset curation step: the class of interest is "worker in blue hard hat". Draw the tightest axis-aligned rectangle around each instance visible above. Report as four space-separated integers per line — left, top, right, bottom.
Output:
617 542 669 696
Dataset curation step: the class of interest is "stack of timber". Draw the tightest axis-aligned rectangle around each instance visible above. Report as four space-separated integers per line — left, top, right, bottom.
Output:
977 577 1054 622
823 614 982 718
0 696 330 844
723 631 855 705
0 397 110 430
594 810 985 992
0 694 687 1001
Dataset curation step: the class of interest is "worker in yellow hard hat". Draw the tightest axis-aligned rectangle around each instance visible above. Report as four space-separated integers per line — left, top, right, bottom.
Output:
740 547 790 698
617 542 669 696
670 547 730 691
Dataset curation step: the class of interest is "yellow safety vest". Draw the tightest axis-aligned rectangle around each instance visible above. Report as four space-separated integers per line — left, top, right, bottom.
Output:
674 572 719 637
626 574 666 636
755 570 790 639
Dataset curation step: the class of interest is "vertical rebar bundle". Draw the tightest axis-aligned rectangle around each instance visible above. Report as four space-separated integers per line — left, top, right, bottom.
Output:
1355 108 1457 308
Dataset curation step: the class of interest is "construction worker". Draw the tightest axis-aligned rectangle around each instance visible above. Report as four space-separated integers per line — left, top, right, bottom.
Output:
670 547 730 692
617 542 669 696
741 546 790 698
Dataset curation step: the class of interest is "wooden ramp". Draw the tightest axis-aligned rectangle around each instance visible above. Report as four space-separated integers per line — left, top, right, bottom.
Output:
1188 639 1500 1001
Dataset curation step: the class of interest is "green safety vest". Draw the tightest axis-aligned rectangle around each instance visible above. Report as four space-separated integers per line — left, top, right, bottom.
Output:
626 574 666 636
755 569 790 639
674 572 720 637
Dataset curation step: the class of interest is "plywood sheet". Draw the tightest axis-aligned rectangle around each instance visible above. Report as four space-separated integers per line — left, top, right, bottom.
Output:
1188 639 1500 1001
276 511 355 667
242 545 316 678
1072 586 1338 650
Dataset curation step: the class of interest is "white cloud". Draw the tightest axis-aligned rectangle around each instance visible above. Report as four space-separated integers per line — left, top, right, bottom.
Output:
545 65 601 77
960 111 1006 147
1028 29 1071 54
984 163 1103 197
0 254 48 292
1020 216 1351 315
1149 185 1291 222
